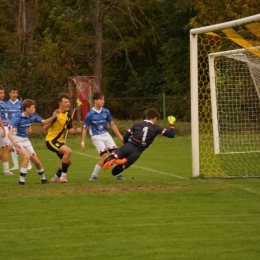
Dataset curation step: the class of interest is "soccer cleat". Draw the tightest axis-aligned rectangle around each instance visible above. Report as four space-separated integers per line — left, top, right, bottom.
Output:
116 174 125 180
59 176 68 183
9 166 19 171
115 158 127 165
89 176 98 181
18 181 25 186
103 159 116 170
3 171 14 175
51 176 60 183
41 179 49 184
103 158 127 170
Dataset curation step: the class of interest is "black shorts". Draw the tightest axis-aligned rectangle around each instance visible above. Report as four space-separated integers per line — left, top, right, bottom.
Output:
46 140 65 159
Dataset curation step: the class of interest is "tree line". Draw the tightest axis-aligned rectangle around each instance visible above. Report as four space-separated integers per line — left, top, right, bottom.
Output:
0 0 258 104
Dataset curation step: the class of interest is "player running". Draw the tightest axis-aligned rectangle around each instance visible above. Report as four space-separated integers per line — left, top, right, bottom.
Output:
103 108 176 178
8 99 60 185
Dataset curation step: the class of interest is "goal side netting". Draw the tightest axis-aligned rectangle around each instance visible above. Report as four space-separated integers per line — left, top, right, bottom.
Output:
68 76 100 121
190 14 260 178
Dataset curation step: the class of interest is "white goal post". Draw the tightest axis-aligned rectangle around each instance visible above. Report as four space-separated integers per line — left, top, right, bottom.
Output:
190 14 260 178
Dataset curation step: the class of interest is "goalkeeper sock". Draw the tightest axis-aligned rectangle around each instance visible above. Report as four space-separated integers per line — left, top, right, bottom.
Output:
91 164 102 177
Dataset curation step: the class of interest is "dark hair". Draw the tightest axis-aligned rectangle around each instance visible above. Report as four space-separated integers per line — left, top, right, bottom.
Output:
93 91 104 100
145 108 160 120
58 93 70 102
0 86 4 91
9 87 18 93
22 99 36 111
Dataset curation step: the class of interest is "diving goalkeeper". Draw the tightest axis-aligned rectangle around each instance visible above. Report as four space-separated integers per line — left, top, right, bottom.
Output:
103 108 176 178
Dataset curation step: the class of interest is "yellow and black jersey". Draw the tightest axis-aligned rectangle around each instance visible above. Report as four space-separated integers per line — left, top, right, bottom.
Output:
45 112 72 143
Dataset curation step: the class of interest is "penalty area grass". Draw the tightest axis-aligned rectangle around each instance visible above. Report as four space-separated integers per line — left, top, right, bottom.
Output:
0 136 260 259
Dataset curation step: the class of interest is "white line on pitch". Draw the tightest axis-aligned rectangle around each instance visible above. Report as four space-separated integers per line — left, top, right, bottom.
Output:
74 151 187 180
74 152 260 194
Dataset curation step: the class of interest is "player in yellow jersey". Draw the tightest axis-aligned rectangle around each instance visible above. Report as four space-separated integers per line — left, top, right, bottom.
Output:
45 93 82 183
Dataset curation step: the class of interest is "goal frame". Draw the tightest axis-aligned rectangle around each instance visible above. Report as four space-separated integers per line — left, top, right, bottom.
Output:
208 48 260 155
68 76 100 121
190 14 260 178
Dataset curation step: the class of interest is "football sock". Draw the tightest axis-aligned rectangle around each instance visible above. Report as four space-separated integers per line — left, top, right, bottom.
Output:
61 162 68 173
92 164 102 177
3 162 9 173
37 168 46 180
56 168 62 178
11 152 19 167
20 168 27 182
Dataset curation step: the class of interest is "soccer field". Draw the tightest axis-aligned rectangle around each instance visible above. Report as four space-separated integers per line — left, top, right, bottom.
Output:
0 135 260 259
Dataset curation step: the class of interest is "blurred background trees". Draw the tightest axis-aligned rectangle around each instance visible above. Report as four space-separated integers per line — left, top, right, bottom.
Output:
0 0 259 105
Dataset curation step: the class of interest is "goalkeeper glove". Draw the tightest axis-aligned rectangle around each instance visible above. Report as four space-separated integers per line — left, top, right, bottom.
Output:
168 116 176 125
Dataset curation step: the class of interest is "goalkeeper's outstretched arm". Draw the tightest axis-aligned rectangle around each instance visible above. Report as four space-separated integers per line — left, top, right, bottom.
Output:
163 116 176 138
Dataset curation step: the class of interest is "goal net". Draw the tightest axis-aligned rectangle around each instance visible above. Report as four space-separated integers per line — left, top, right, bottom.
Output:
190 14 260 178
68 76 100 121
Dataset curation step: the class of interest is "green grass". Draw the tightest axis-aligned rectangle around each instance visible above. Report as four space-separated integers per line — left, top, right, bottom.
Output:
1 135 260 259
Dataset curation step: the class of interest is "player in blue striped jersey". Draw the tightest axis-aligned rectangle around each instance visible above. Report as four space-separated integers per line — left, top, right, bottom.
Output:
5 87 32 171
0 86 13 175
81 92 125 181
8 99 60 185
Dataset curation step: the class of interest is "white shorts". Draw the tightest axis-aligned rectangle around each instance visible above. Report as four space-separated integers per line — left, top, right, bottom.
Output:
91 132 117 155
0 126 11 147
11 135 36 156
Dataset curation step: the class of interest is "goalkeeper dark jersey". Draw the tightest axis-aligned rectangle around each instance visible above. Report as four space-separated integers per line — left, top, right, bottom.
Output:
124 120 175 152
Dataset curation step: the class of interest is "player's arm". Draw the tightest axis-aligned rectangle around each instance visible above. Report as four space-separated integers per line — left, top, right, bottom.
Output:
109 122 124 144
42 109 60 126
0 117 5 137
67 118 82 135
43 121 52 130
81 126 88 151
8 127 19 149
123 128 133 144
162 116 176 138
28 125 33 134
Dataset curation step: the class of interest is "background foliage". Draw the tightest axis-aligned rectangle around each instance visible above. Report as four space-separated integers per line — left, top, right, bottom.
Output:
0 0 259 120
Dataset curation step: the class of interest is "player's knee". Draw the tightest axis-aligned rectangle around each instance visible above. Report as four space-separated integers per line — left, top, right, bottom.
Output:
112 165 123 176
64 147 72 156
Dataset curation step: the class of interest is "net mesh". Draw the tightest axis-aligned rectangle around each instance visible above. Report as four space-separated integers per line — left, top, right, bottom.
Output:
197 21 260 177
68 76 99 121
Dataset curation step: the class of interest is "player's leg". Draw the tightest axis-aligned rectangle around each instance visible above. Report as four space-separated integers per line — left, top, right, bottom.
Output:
27 160 32 170
10 150 19 170
16 146 30 185
88 134 109 181
1 146 13 175
112 151 141 178
29 154 49 184
57 144 72 183
103 143 131 170
0 126 12 175
46 140 70 183
24 138 49 184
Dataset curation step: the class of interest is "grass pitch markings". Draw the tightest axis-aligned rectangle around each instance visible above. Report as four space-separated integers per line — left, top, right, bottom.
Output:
74 152 260 195
74 151 187 180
